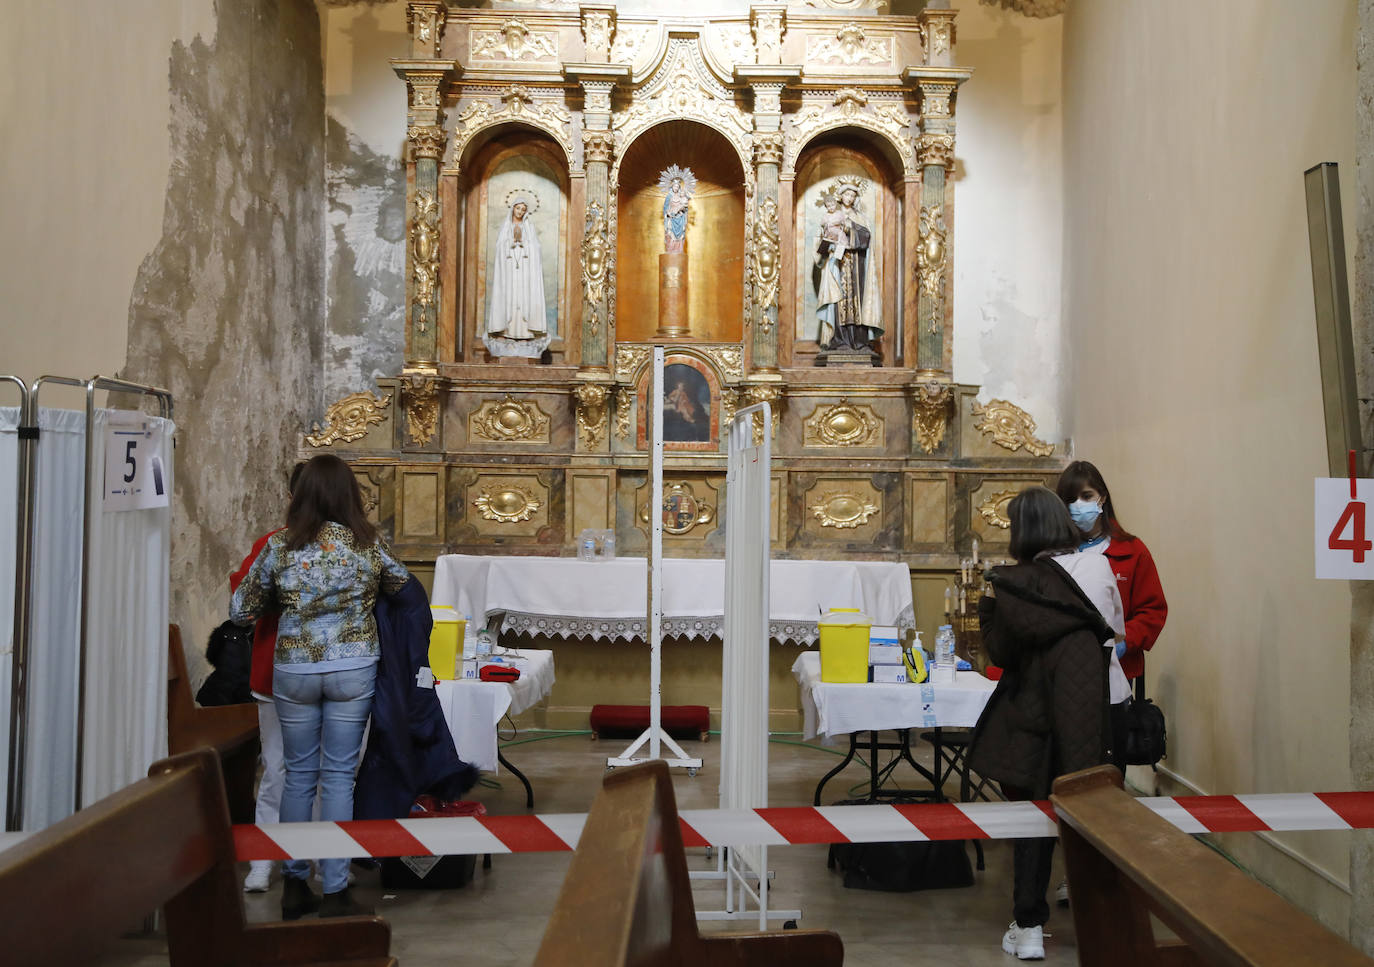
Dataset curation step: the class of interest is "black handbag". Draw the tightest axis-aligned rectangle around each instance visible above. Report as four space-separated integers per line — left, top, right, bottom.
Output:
1124 673 1167 766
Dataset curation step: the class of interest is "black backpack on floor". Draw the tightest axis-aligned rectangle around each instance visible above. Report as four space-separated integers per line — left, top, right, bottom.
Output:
827 798 975 892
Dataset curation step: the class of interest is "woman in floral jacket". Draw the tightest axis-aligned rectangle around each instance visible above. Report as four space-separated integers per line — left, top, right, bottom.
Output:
231 454 409 920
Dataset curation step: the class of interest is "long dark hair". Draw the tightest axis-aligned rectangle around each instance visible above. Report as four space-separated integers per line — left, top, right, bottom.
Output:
1007 486 1081 564
284 454 378 550
1055 460 1135 541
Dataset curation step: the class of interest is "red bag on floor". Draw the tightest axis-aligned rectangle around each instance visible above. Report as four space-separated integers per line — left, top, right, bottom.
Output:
380 796 487 889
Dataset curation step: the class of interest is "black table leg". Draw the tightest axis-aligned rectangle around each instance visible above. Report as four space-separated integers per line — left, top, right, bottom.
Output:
499 749 534 809
813 733 860 806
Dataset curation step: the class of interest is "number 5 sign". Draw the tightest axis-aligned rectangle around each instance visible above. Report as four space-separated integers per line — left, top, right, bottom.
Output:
103 417 170 512
1316 476 1374 579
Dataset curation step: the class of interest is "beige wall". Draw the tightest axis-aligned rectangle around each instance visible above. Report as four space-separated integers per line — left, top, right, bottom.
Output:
953 2 1067 440
0 0 215 385
1064 0 1357 930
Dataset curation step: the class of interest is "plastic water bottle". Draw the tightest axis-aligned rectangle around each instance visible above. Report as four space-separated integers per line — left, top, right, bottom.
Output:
462 615 476 660
935 624 957 683
476 627 495 658
578 529 597 561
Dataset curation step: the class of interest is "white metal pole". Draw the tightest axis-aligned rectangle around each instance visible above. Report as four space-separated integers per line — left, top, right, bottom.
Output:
649 347 664 760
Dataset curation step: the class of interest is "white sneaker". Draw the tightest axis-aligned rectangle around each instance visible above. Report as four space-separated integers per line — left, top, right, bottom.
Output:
1056 879 1069 906
1002 922 1045 960
243 863 272 893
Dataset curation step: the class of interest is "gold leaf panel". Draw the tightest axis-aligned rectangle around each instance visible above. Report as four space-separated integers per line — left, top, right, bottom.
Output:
470 396 550 443
977 489 1019 530
473 485 542 524
803 399 882 448
810 490 881 529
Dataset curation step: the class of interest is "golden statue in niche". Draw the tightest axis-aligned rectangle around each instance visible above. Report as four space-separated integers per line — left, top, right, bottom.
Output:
656 165 696 338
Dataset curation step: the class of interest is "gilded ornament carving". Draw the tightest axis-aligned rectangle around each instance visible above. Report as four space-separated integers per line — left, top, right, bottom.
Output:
806 23 893 67
306 391 392 448
580 80 613 115
750 198 780 333
407 3 445 57
613 387 632 442
754 132 785 166
573 382 610 449
402 375 440 447
473 485 542 524
786 89 915 175
471 19 558 61
912 381 954 453
919 82 955 120
407 124 446 160
613 345 652 384
451 88 573 171
469 396 550 443
917 131 956 169
978 489 1019 530
720 387 739 428
753 10 785 65
409 189 440 334
715 24 756 66
804 399 883 448
582 130 614 164
972 399 1056 458
918 204 949 330
930 19 953 56
609 25 654 67
410 82 441 115
704 346 744 380
742 383 783 439
980 0 1065 17
752 83 784 116
581 10 614 62
810 490 881 529
356 470 381 521
581 202 609 323
803 0 891 12
639 481 716 536
610 40 753 176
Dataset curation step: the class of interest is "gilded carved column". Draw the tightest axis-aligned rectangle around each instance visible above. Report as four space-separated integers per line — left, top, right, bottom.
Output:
406 2 446 58
737 64 798 377
393 58 458 371
565 64 629 379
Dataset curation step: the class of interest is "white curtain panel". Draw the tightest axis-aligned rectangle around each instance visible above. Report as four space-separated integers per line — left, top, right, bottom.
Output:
0 406 19 814
0 407 172 830
79 410 172 813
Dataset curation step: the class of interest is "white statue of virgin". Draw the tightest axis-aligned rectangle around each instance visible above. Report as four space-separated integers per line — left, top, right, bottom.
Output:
485 192 550 357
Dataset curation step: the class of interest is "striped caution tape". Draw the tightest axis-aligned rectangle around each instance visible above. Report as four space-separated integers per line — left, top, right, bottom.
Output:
211 792 1374 862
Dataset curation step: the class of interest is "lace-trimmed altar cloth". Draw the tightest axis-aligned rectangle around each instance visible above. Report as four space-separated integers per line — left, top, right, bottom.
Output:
431 555 915 646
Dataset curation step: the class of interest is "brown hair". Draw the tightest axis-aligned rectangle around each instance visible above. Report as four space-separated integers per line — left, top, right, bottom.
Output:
1055 460 1135 542
1007 485 1081 564
283 454 377 550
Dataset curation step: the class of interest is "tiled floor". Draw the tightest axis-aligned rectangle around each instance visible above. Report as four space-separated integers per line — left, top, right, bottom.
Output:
99 732 1080 965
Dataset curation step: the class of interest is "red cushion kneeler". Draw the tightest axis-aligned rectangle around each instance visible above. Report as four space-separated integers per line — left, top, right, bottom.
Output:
589 704 710 742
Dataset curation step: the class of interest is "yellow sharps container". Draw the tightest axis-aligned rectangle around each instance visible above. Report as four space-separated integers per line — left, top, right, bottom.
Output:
428 606 465 680
818 608 872 683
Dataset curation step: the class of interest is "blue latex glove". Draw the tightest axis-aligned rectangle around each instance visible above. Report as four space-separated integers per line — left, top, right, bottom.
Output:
1115 639 1127 659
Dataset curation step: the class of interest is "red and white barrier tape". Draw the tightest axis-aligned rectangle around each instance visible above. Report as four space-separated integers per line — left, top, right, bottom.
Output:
208 792 1374 861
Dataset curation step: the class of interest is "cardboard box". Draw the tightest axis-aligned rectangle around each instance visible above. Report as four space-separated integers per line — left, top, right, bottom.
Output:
872 664 909 683
869 625 900 646
868 644 904 666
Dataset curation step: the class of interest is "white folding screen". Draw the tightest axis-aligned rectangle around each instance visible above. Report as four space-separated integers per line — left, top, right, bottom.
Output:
0 405 19 814
1 402 172 830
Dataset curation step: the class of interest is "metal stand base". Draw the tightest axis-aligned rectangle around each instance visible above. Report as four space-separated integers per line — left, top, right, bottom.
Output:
607 725 702 774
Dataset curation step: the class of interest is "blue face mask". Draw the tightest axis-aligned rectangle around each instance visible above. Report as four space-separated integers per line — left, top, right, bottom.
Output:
1069 498 1102 532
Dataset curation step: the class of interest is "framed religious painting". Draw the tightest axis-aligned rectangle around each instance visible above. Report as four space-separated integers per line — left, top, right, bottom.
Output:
636 354 719 452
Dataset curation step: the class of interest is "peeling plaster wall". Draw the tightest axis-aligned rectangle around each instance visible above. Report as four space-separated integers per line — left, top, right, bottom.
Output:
0 0 215 384
950 4 1065 439
320 2 410 401
122 0 327 675
1064 0 1356 932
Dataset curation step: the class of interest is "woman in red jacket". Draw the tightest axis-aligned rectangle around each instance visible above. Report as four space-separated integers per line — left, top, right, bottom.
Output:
1056 460 1168 768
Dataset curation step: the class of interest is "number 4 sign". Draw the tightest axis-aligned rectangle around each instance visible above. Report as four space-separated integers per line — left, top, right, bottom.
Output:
1316 476 1374 579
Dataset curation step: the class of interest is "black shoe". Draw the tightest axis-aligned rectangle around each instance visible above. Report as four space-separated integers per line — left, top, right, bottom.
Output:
281 875 320 920
319 887 374 918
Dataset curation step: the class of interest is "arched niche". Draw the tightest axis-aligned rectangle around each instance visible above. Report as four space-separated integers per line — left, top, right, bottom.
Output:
615 120 745 344
789 129 904 367
453 128 571 364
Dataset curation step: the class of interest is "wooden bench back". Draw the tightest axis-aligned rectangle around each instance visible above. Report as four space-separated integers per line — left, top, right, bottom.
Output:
534 760 843 967
0 747 394 966
1052 765 1373 967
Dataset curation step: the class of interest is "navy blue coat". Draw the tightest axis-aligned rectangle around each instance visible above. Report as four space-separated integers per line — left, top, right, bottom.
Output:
355 577 480 820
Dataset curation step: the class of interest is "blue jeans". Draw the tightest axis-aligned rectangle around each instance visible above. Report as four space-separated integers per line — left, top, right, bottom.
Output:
273 664 376 893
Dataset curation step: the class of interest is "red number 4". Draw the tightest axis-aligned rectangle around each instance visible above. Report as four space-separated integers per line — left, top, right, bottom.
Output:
1329 500 1373 563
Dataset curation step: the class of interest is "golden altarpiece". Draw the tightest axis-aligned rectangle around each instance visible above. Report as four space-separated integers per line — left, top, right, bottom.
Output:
306 2 1062 619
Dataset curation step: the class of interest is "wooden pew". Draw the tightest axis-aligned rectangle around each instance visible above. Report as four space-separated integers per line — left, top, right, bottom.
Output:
534 760 844 967
0 746 395 966
167 622 259 823
1052 765 1373 966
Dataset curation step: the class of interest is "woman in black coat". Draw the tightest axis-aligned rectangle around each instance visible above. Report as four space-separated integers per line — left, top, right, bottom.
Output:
968 486 1115 961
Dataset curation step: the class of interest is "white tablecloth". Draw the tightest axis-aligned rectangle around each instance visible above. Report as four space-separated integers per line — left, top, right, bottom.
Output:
431 555 915 645
791 651 995 740
434 649 555 772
